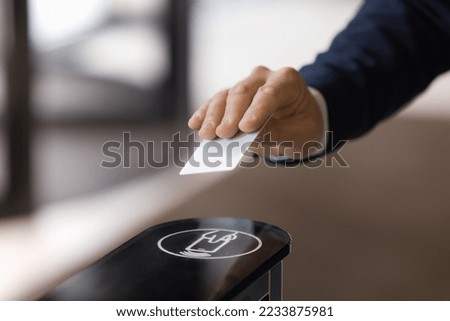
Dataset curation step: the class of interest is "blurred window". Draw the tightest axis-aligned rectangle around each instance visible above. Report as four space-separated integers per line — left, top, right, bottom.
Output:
1 0 188 214
29 0 181 122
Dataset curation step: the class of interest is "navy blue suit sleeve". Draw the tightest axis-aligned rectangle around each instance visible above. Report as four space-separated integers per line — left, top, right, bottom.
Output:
300 0 450 146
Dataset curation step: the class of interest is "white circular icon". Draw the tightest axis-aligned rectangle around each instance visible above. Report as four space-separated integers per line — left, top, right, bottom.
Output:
157 228 262 259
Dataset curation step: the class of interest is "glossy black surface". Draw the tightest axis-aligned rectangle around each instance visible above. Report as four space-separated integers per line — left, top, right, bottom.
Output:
43 217 291 300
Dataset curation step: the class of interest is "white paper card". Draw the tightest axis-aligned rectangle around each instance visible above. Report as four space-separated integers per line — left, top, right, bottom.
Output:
179 129 262 175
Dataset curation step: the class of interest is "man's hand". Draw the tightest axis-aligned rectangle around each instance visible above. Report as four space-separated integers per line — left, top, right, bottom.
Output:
188 66 324 159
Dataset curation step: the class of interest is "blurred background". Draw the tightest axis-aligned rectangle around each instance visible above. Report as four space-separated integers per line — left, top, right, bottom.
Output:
0 0 449 300
0 0 188 209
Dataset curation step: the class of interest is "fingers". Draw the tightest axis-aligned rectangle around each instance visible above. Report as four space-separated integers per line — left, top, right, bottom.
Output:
238 82 279 132
188 99 209 130
216 71 267 138
214 83 255 138
189 66 305 139
188 65 323 162
239 67 303 132
198 90 228 139
189 66 270 139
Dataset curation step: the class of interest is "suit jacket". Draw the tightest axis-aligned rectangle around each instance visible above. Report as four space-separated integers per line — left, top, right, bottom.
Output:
300 0 450 148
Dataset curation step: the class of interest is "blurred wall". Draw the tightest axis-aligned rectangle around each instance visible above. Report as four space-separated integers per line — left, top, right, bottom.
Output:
189 0 362 109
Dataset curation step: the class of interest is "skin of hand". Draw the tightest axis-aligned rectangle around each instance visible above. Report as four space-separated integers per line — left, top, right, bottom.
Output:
188 66 324 159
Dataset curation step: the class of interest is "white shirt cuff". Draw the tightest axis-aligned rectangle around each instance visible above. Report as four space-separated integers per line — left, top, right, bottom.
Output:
307 86 329 155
